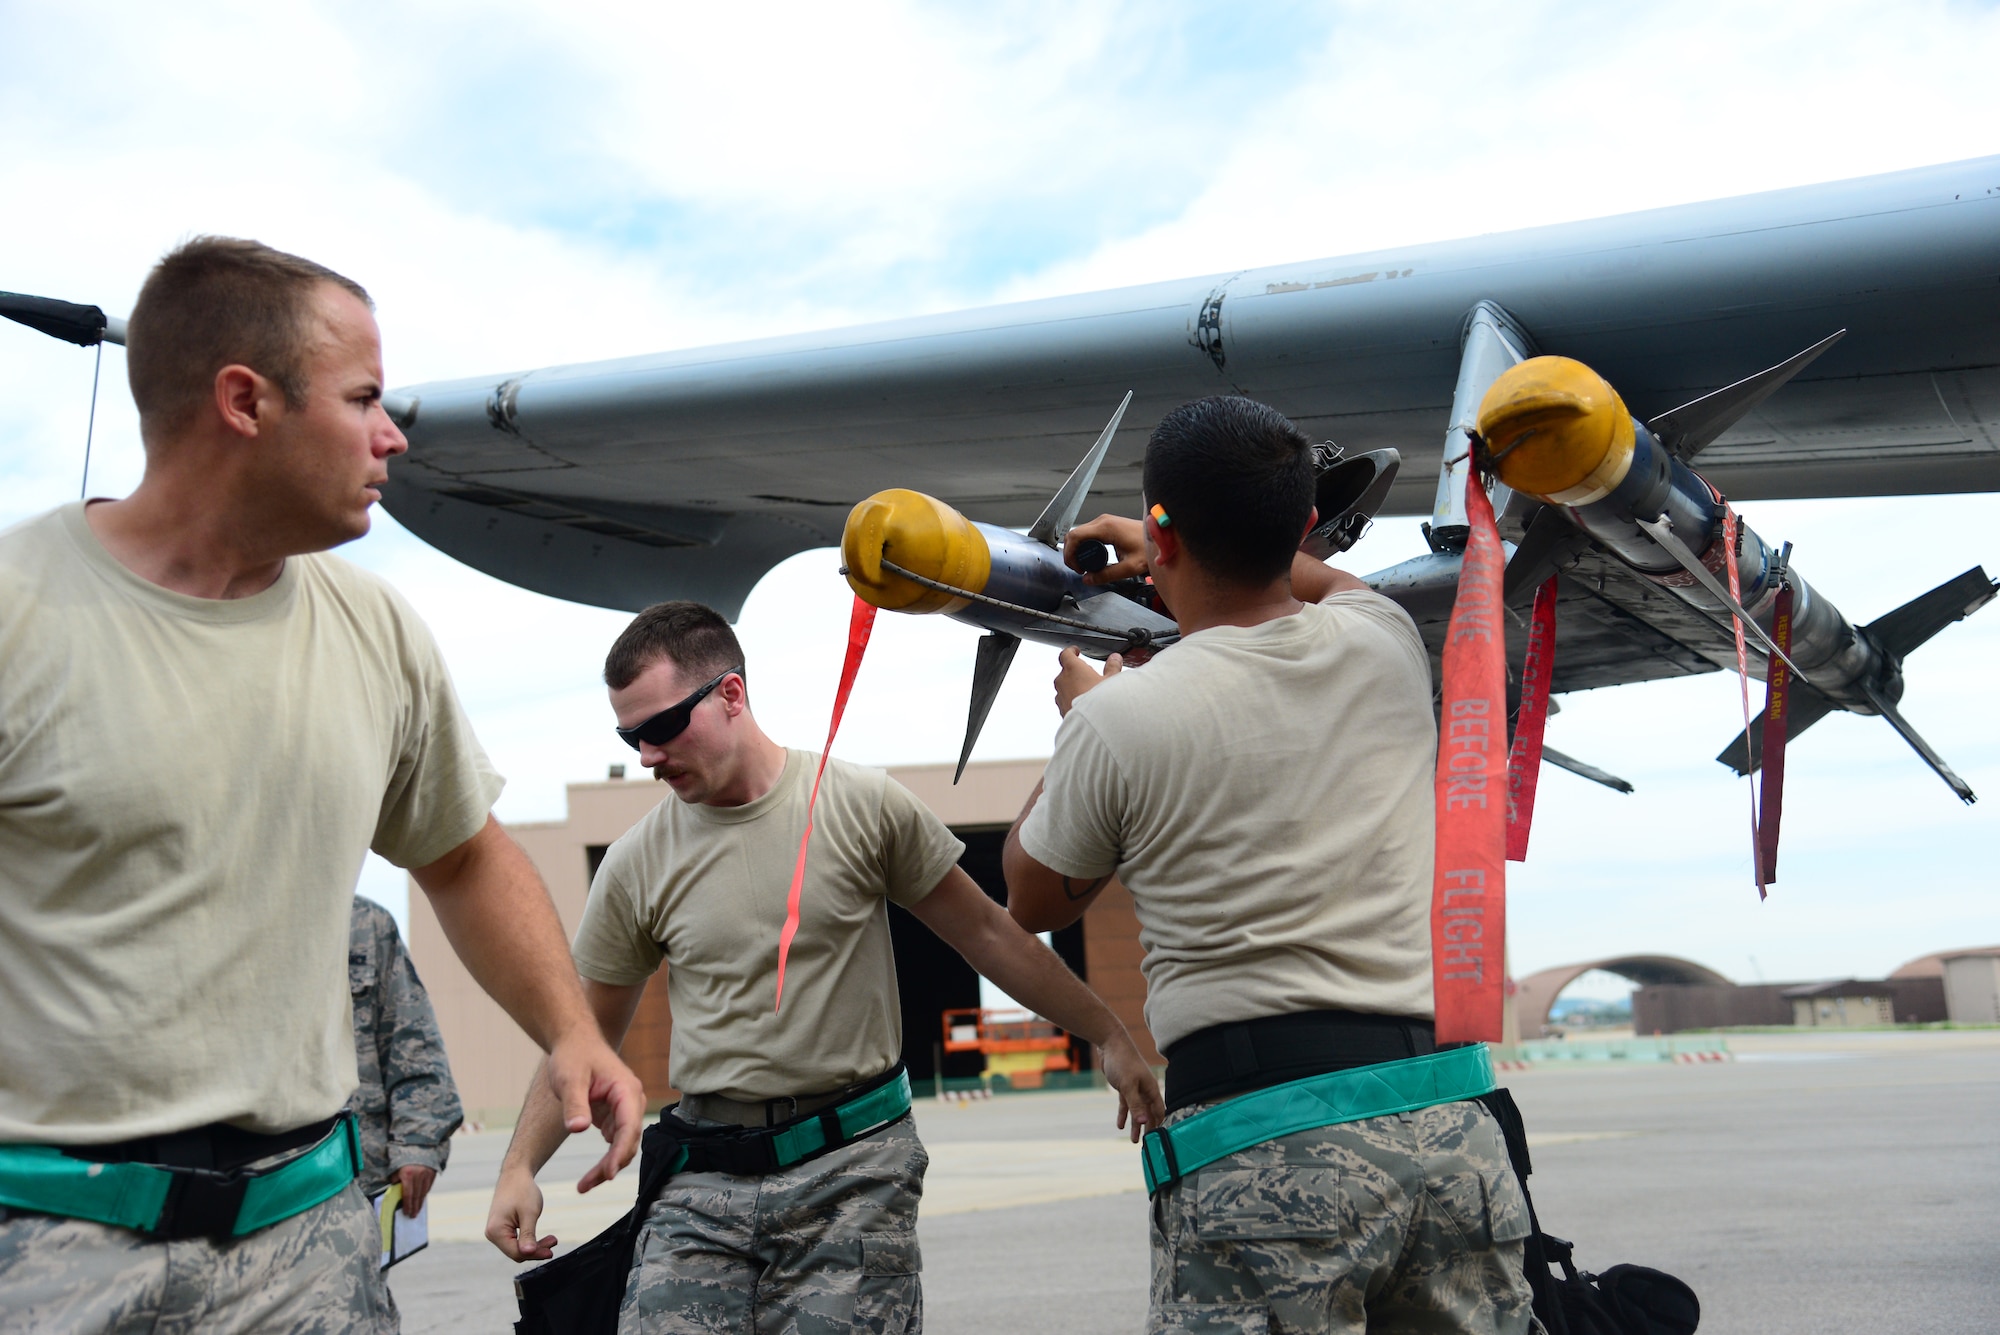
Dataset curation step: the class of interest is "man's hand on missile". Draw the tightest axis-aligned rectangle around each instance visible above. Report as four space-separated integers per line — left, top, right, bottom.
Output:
1066 513 1148 585
1055 645 1120 717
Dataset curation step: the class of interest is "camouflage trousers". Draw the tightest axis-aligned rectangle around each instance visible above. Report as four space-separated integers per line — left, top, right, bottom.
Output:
0 1182 395 1334
618 1112 925 1335
1149 1098 1541 1334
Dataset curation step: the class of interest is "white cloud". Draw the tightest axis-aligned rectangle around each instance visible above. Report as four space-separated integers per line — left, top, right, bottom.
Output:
2 1 1994 977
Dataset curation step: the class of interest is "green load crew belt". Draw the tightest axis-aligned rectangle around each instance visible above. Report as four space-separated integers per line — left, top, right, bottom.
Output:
0 1114 361 1238
769 1068 912 1167
666 1069 916 1177
1141 1044 1496 1196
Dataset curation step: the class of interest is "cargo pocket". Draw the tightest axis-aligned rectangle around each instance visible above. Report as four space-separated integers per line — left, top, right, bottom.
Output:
1483 1170 1531 1246
1149 1300 1272 1333
1425 1169 1530 1249
861 1231 920 1275
1190 1167 1353 1242
855 1231 921 1334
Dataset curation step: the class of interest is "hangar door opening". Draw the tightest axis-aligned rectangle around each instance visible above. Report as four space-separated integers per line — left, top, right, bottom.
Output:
888 826 1090 1083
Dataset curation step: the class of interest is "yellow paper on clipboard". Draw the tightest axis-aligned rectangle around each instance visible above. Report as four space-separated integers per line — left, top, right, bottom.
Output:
369 1184 430 1271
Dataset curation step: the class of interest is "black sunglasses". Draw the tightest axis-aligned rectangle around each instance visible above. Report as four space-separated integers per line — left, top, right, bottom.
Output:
615 666 743 751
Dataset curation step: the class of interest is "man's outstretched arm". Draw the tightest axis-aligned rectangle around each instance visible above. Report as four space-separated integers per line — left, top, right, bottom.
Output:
412 819 646 1201
485 978 648 1261
909 868 1163 1140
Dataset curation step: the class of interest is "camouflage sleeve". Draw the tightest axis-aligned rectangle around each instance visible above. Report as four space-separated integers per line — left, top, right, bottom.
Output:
376 925 464 1175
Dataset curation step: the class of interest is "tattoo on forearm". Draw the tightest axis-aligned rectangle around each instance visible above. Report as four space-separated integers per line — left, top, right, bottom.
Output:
1062 874 1111 903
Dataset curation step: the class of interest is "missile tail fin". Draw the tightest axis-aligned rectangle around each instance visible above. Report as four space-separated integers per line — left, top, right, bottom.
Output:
1540 746 1634 794
1027 391 1133 550
1859 680 1976 804
954 632 1021 784
1717 683 1839 775
1864 566 1998 662
1647 329 1845 462
1717 567 1996 780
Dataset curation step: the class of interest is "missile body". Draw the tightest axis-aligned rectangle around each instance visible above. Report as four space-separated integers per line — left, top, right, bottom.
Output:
841 487 1179 658
837 389 1405 782
1477 356 1878 708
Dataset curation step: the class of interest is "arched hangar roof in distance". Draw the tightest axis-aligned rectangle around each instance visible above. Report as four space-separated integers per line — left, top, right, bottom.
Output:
1888 945 2000 978
1514 955 1732 1036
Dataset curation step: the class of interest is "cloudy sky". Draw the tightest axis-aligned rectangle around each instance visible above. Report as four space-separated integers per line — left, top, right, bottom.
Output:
4 1 1996 995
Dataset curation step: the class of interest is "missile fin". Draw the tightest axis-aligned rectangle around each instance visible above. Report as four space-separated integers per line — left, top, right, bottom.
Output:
1862 566 1998 662
1646 329 1845 461
1028 391 1133 550
1502 505 1592 604
1716 682 1839 775
1858 679 1976 804
1540 746 1634 794
955 632 1021 784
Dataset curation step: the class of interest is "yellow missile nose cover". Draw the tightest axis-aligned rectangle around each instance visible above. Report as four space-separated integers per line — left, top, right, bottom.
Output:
1477 356 1636 506
842 488 992 613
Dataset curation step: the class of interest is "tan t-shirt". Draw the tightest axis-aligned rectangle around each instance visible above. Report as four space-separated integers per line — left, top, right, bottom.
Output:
1018 592 1436 1052
572 751 964 1101
0 504 502 1144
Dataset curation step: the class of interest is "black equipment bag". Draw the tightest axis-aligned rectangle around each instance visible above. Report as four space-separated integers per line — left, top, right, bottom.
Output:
514 1067 912 1335
512 1117 683 1335
1477 1089 1701 1335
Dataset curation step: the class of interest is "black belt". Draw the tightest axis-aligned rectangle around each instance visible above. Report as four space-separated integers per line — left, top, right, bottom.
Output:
62 1113 344 1173
663 1062 912 1177
1163 1010 1437 1113
512 1063 913 1335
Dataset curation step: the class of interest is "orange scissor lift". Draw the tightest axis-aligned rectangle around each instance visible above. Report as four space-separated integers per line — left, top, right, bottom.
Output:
941 1008 1074 1090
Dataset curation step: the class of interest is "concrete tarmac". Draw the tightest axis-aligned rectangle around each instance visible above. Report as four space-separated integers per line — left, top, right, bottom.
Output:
390 1028 1999 1333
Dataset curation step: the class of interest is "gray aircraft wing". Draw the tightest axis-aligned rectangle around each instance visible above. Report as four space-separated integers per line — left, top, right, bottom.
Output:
379 155 2000 621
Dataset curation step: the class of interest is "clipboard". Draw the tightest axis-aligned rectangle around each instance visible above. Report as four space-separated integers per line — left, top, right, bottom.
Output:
369 1183 430 1270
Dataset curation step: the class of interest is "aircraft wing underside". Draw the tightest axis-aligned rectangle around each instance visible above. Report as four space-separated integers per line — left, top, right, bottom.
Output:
379 156 2000 638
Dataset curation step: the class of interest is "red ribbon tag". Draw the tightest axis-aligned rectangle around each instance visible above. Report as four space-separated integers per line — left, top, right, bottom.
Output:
1505 575 1558 862
774 595 877 1012
1431 475 1508 1045
1755 583 1793 891
1721 507 1765 899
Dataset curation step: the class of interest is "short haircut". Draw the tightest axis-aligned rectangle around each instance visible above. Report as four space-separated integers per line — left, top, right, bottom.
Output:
1142 396 1316 585
126 236 372 441
604 601 746 692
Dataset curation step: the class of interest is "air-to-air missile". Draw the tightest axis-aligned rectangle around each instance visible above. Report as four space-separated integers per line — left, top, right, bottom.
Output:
842 331 1994 803
840 391 1402 780
1470 343 1992 803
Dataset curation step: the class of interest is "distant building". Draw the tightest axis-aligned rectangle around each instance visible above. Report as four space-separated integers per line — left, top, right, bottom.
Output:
1630 982 1793 1033
1782 980 1897 1028
1941 952 2000 1024
1529 956 1958 1036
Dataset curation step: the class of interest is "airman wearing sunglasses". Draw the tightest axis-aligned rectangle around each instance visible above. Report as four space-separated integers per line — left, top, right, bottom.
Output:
486 600 1164 1333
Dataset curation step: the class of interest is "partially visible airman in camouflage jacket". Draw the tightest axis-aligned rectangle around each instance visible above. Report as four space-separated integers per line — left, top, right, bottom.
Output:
346 897 463 1191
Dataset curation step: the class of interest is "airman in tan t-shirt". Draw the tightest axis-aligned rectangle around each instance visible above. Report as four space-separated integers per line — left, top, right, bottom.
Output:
486 601 1165 1332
